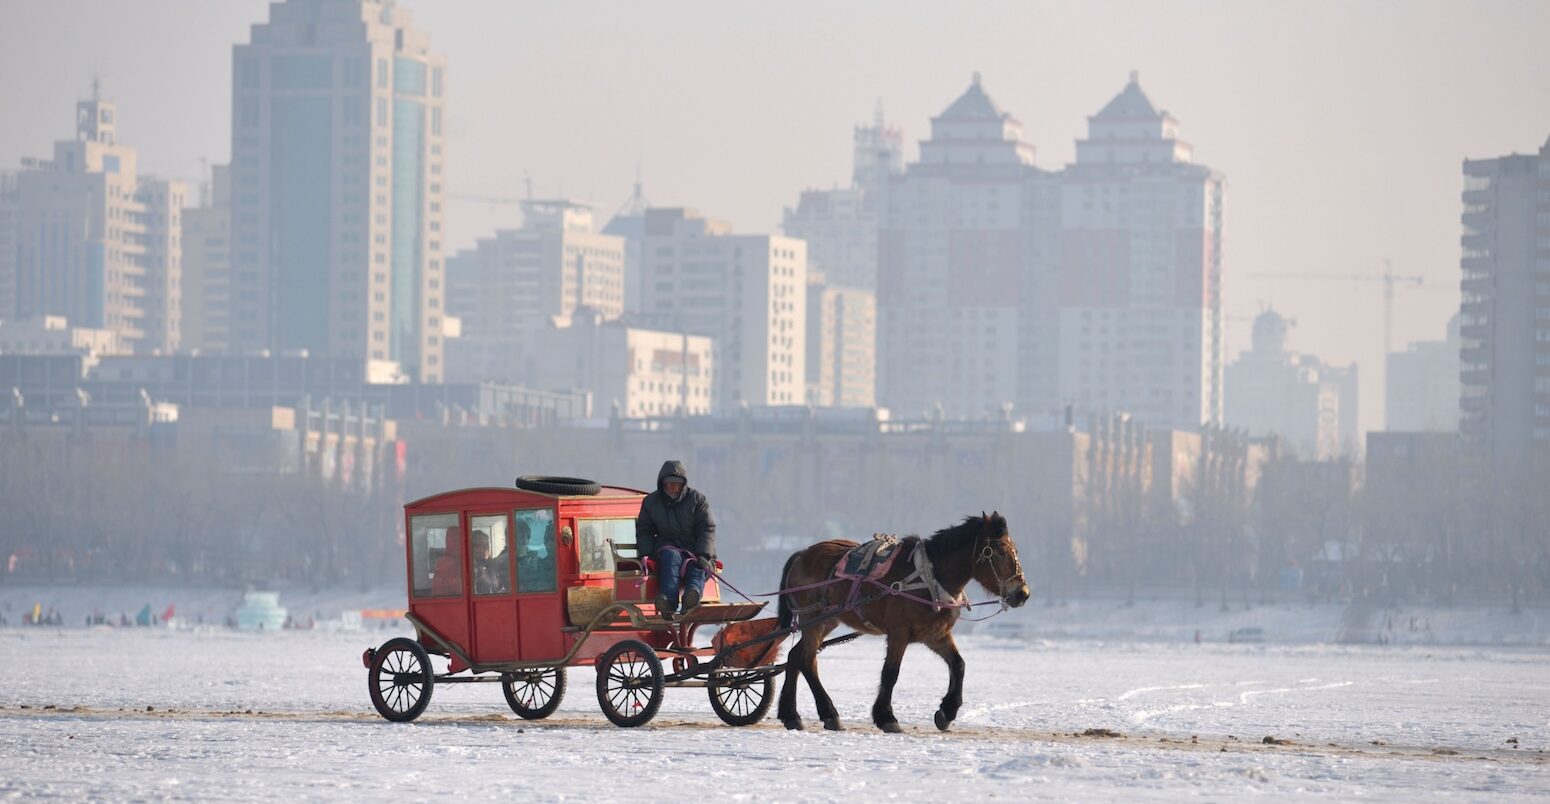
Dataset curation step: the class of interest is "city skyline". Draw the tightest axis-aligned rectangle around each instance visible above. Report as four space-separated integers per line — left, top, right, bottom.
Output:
1 0 1547 432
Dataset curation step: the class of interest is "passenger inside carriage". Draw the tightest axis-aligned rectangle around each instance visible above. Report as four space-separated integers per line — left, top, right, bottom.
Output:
430 525 464 596
470 530 507 594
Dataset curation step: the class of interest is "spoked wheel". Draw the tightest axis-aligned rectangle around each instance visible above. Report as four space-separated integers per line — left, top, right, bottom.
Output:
368 637 435 722
707 668 774 726
501 667 567 720
595 639 665 727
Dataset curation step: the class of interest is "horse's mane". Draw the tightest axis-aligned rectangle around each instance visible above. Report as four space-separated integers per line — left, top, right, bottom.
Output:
921 514 1002 565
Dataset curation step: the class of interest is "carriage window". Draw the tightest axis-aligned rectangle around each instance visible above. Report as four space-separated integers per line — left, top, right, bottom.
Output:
578 519 636 574
410 513 461 598
514 508 556 593
469 514 511 596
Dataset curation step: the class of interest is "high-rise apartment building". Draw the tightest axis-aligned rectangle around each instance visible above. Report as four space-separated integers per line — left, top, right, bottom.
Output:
231 0 446 379
444 200 624 383
182 164 232 353
1459 138 1550 468
1387 313 1461 433
1060 73 1224 429
875 73 1224 428
12 94 184 353
878 74 1060 420
805 276 876 408
639 208 806 411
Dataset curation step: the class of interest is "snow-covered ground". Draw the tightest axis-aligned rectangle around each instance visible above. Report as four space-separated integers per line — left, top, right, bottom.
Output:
3 625 1547 801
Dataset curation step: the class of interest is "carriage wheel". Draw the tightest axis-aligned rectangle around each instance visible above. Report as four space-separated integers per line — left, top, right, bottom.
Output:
501 667 567 720
707 669 774 727
368 637 435 722
595 639 664 727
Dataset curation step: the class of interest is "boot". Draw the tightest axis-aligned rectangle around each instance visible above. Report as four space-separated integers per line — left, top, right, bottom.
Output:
680 587 701 615
654 594 676 619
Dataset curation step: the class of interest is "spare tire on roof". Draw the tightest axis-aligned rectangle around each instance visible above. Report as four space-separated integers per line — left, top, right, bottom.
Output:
515 475 602 496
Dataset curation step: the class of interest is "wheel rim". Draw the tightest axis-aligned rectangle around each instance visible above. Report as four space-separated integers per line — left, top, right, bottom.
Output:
712 671 763 719
376 649 426 714
508 670 557 710
603 647 656 716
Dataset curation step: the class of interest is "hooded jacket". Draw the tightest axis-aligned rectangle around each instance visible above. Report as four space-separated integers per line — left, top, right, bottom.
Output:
635 460 716 559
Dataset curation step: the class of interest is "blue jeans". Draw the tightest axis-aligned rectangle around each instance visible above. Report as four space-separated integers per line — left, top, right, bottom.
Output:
656 547 707 605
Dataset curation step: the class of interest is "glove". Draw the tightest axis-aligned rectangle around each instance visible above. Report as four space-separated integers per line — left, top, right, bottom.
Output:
696 556 715 571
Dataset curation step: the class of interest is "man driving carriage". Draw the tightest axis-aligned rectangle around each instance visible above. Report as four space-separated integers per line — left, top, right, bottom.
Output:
635 459 716 617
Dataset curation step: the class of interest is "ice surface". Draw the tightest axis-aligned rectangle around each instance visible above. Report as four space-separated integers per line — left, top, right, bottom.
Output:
3 626 1547 801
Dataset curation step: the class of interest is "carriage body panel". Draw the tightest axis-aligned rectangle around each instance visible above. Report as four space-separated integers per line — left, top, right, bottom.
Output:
402 485 656 668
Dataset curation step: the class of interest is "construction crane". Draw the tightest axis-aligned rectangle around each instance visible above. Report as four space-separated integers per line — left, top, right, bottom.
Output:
1250 261 1427 357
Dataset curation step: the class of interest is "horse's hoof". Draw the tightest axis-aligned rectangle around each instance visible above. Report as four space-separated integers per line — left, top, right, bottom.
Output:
782 718 805 731
822 717 844 732
878 721 903 734
934 709 952 731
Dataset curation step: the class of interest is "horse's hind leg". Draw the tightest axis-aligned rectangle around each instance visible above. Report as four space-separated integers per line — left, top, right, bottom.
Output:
796 626 843 731
777 635 807 730
926 634 966 731
872 631 909 733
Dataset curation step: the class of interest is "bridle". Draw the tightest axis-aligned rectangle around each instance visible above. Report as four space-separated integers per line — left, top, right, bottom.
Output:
972 529 1026 601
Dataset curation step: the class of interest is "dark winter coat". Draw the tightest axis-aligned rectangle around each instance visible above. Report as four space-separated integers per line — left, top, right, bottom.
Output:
635 460 716 559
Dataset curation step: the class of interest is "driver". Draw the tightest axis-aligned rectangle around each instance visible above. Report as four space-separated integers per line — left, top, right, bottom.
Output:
635 460 716 617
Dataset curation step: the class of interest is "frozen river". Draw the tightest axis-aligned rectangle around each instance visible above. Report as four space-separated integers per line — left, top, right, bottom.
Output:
2 627 1547 800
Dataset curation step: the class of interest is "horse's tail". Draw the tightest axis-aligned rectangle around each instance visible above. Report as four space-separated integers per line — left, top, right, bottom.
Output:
776 550 801 630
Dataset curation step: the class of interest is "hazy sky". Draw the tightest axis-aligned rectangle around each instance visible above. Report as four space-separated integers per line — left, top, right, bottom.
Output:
2 0 1547 432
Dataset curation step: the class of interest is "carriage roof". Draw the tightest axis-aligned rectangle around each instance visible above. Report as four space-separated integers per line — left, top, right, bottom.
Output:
404 485 647 511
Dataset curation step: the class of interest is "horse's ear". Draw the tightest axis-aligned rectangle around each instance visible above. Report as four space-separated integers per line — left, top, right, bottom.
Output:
981 511 988 522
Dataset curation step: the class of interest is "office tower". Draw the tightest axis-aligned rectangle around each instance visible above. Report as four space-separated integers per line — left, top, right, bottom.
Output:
231 0 447 379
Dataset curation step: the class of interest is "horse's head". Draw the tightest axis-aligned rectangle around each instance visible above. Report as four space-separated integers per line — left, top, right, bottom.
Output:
972 511 1030 608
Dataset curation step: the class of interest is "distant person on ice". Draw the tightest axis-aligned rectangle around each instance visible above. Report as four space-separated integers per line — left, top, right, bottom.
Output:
635 460 716 617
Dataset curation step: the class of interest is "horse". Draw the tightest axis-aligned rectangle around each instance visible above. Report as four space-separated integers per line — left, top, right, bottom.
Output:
774 511 1030 733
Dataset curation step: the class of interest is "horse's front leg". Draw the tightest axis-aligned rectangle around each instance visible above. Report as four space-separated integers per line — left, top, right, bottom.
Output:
872 631 909 733
927 634 966 731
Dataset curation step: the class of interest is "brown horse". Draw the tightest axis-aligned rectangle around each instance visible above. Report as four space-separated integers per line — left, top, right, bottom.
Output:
774 511 1030 733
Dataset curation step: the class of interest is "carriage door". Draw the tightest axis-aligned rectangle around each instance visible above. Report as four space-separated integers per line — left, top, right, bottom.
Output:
513 507 565 660
468 512 517 664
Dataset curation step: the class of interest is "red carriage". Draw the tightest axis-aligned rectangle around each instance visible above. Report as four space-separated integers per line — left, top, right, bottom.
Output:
362 476 835 727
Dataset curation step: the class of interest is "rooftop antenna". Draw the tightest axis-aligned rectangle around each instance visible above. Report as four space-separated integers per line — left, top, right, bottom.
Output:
614 164 649 218
523 171 533 200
